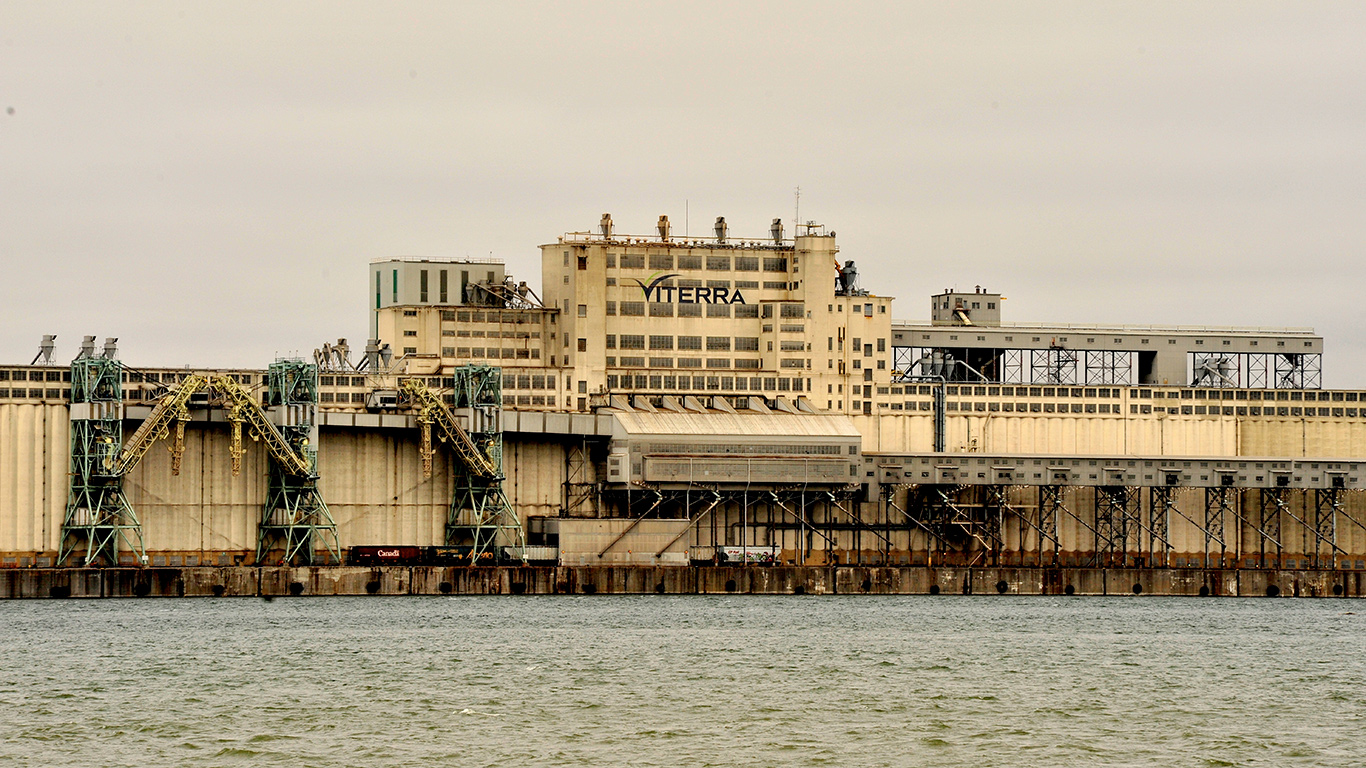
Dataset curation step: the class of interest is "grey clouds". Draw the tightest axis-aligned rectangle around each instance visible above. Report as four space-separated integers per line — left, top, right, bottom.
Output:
2 3 1364 382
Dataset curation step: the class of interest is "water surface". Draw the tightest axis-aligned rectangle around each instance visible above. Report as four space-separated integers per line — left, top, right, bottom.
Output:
2 595 1363 767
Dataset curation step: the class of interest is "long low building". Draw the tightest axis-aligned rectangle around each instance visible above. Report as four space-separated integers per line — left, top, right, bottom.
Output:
1 215 1361 572
892 287 1323 388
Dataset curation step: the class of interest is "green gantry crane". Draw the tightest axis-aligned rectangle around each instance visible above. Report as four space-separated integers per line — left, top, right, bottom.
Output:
403 365 526 564
61 356 339 567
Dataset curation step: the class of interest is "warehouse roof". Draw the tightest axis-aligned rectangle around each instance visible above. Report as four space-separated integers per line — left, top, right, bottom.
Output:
610 411 860 440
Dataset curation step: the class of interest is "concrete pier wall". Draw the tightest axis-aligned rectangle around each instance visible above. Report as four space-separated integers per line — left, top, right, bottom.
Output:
2 566 1361 599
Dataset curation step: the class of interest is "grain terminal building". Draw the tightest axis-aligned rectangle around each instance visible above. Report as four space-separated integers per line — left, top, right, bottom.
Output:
3 214 1365 584
373 215 893 415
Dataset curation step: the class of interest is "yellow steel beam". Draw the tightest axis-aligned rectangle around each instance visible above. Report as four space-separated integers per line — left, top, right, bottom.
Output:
214 375 313 477
401 379 498 479
115 374 208 476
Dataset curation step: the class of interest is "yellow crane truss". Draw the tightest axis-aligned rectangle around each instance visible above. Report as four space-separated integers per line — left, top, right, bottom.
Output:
214 375 314 477
115 374 209 477
401 379 498 479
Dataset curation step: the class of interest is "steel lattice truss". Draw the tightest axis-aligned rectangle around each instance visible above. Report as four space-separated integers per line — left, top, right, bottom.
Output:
62 357 342 567
405 367 526 563
60 357 145 567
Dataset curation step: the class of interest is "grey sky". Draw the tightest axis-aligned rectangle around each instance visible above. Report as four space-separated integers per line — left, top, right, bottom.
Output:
3 2 1364 383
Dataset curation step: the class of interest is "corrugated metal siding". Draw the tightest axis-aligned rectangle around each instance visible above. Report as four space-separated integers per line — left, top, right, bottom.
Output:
6 403 1366 559
0 404 65 553
612 412 861 439
860 413 1241 457
0 410 577 555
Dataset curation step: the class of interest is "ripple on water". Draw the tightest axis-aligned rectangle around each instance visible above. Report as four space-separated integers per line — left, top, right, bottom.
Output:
1 596 1364 767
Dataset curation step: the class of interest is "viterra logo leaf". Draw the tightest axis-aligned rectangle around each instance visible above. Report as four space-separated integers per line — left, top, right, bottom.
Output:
632 273 680 301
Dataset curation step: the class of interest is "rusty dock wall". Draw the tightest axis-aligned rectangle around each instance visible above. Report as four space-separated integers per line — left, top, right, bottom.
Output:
2 565 1363 599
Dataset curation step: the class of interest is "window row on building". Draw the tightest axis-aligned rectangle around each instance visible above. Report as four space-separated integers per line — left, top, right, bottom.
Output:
1 369 68 382
320 392 368 403
508 395 557 407
871 399 1366 419
607 374 810 393
904 332 1315 349
501 374 562 390
0 369 249 385
889 385 1366 402
606 335 763 351
451 329 541 339
603 253 790 272
605 357 767 369
449 347 542 360
448 310 552 324
0 388 70 400
320 376 369 387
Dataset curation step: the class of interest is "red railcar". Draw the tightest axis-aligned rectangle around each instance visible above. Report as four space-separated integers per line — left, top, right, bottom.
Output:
348 546 422 566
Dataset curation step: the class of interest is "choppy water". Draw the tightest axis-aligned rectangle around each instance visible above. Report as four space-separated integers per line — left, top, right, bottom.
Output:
2 595 1364 767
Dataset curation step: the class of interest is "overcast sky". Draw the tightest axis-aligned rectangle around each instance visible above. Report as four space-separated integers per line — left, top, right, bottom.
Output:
3 3 1364 384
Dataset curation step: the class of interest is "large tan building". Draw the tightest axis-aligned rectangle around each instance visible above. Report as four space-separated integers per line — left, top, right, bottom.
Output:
374 216 894 415
371 257 568 409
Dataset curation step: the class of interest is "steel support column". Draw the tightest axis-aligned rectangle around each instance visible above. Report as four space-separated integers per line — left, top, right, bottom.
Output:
1148 487 1176 568
1037 486 1065 566
1095 486 1139 567
1203 487 1233 567
59 356 145 567
1314 488 1342 570
1247 488 1286 568
251 361 341 566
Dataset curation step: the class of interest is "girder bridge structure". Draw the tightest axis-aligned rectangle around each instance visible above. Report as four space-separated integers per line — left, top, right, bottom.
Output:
873 453 1365 569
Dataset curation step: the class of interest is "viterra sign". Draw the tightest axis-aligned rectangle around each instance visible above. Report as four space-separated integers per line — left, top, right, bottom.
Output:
632 273 749 304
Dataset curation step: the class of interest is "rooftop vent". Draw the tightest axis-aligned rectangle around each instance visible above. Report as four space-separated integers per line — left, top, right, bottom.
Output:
31 334 55 365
